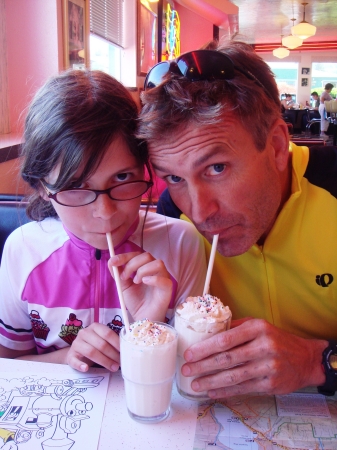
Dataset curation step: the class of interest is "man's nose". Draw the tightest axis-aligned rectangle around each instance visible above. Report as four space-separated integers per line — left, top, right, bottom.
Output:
92 193 117 219
188 185 218 225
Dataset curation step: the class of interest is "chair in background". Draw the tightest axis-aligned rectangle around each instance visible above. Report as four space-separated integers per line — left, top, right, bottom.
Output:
0 199 31 262
304 109 321 136
324 100 337 146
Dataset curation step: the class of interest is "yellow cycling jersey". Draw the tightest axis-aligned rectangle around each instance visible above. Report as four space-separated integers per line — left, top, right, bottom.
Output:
205 143 337 340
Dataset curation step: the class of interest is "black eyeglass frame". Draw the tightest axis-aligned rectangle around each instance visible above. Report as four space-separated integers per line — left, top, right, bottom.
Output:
41 180 154 207
144 49 273 100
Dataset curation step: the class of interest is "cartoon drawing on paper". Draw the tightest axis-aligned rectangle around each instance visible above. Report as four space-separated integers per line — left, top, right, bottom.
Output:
0 374 108 450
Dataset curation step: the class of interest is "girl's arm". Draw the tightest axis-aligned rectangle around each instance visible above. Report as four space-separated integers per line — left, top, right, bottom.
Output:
0 344 68 363
108 251 173 323
1 327 121 373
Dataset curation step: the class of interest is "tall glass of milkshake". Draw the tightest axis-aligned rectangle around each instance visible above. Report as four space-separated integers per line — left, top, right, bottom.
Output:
120 319 178 423
175 294 231 401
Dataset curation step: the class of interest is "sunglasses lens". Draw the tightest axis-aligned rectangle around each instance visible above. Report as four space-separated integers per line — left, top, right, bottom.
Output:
177 51 235 81
144 62 170 89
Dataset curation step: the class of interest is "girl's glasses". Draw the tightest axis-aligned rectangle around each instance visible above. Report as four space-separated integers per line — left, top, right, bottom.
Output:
41 180 153 207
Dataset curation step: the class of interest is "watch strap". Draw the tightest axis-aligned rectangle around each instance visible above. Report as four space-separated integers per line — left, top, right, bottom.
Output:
317 340 337 396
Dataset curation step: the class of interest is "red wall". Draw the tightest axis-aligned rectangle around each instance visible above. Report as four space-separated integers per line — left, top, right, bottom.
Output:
174 3 214 54
5 0 62 133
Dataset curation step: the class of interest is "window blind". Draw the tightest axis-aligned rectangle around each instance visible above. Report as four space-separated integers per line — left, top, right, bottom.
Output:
90 0 124 48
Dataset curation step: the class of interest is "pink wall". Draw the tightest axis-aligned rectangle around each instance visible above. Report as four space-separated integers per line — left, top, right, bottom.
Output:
175 3 214 54
5 0 61 133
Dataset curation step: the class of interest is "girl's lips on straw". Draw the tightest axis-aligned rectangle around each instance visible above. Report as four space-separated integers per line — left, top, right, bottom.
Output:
98 225 120 235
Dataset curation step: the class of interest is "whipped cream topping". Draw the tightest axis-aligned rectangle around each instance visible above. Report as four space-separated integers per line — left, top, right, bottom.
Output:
126 319 174 346
176 294 231 323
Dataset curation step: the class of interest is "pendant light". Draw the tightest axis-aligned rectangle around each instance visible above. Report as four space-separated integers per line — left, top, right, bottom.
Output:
291 3 316 39
273 35 290 59
282 19 303 49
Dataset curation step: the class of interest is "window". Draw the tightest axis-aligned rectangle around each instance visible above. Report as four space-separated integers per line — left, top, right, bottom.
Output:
311 63 337 98
267 61 298 101
89 0 123 80
90 35 121 80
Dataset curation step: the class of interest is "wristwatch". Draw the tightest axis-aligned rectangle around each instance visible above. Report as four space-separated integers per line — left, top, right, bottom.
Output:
317 341 337 396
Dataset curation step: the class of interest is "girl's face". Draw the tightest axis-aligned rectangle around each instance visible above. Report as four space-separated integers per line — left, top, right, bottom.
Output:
44 136 145 249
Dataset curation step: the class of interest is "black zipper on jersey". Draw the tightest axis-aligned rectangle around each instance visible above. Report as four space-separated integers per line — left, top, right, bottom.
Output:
94 249 102 323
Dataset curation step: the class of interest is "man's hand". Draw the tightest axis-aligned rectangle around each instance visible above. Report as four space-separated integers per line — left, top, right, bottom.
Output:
181 318 327 398
66 323 120 372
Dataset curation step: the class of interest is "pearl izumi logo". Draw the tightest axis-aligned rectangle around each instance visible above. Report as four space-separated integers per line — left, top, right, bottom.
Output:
316 273 334 287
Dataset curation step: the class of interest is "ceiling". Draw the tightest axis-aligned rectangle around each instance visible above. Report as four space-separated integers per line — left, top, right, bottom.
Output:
228 0 337 45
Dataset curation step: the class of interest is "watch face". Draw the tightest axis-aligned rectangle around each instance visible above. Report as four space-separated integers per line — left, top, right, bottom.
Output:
329 353 337 370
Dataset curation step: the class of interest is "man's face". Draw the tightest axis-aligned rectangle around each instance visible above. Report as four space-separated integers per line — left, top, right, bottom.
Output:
149 117 288 257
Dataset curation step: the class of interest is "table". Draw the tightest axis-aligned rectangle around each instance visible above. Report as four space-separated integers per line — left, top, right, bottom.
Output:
0 359 198 450
283 108 308 132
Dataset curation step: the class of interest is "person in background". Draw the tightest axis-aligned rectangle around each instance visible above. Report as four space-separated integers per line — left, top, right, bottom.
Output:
310 91 320 110
138 40 337 399
0 70 206 371
319 83 334 139
281 93 295 129
281 93 295 110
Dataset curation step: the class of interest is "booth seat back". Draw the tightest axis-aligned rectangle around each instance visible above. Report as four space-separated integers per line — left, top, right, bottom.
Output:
0 201 31 263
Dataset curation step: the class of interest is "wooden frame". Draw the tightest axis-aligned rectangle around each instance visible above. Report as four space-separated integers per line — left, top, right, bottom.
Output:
63 0 90 70
137 1 158 76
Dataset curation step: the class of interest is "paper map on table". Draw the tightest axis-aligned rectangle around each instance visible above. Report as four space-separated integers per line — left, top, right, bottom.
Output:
193 389 337 450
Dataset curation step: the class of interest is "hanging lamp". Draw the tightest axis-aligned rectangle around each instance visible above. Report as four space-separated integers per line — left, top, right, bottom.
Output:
282 19 303 49
273 35 290 59
291 3 316 39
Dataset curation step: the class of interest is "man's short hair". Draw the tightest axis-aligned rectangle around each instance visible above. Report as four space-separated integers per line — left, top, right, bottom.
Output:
311 91 318 96
138 40 282 151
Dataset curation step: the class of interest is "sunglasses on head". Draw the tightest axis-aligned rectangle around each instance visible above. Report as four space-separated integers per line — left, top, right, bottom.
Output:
144 50 272 100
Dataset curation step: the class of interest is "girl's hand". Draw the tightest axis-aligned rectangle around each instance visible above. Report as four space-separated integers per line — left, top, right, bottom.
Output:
66 323 120 372
108 251 173 323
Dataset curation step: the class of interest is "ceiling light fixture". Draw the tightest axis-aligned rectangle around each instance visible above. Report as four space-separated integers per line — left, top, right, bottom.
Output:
273 35 290 59
291 2 316 39
282 19 303 49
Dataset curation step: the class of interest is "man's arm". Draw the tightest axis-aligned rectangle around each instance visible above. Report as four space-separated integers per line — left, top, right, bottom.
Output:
181 319 327 398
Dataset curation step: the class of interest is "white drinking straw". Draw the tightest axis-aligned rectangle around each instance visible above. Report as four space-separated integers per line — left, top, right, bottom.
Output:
106 232 130 332
203 234 219 296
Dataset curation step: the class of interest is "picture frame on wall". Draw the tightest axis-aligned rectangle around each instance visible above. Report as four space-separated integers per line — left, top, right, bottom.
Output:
62 0 89 70
301 67 310 75
301 78 308 87
137 0 158 76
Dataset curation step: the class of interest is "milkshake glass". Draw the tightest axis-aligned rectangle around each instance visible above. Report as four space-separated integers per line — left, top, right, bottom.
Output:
120 319 178 423
175 295 231 401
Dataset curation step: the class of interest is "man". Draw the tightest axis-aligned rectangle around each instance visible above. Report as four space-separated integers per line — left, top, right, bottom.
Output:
138 41 337 399
311 91 320 110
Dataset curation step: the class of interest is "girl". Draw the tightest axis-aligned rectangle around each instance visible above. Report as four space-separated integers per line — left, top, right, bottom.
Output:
0 70 206 372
